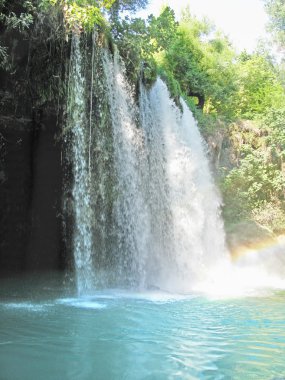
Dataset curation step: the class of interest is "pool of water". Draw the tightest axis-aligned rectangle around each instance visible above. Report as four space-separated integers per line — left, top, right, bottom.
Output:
1 273 285 380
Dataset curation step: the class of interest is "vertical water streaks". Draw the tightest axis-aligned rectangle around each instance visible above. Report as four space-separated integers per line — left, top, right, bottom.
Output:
103 49 150 288
139 82 175 287
68 35 94 294
140 79 228 291
69 38 228 293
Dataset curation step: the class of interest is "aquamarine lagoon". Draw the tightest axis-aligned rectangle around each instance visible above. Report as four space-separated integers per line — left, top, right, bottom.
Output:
1 274 285 380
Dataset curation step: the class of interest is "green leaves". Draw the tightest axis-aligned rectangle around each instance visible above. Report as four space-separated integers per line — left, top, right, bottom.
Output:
147 7 177 51
232 54 285 119
0 0 35 70
39 0 148 31
222 118 285 232
262 107 285 157
41 0 117 30
0 11 33 31
264 0 285 50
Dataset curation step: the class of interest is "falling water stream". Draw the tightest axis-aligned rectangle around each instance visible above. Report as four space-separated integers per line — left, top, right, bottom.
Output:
68 36 230 294
68 36 94 294
1 34 285 380
140 79 228 291
68 34 285 296
103 49 150 289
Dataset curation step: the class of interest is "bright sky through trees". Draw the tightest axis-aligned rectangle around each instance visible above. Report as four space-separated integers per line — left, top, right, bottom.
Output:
137 0 268 52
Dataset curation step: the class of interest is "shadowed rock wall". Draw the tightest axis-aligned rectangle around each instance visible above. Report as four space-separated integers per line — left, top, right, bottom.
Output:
0 9 69 274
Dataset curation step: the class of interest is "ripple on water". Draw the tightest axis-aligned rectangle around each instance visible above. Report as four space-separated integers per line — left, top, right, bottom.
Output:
1 287 285 380
56 297 106 309
1 302 51 312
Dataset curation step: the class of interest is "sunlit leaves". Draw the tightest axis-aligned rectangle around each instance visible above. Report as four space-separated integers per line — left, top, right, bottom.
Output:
222 152 284 223
232 54 285 119
264 0 285 50
41 0 117 30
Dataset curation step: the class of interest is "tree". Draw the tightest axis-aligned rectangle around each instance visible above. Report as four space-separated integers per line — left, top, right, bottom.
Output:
232 54 285 119
149 8 237 115
38 1 146 31
264 0 285 50
148 6 177 52
108 0 148 24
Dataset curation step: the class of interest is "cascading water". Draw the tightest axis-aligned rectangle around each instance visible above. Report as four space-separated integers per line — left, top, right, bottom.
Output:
66 33 119 293
67 35 94 294
139 79 228 291
68 36 229 293
102 49 151 288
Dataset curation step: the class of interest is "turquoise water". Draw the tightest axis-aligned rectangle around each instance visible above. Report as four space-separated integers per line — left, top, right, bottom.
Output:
1 274 285 380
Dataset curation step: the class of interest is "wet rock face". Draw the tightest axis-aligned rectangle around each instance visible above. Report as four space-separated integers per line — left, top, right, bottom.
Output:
0 20 68 274
0 118 33 272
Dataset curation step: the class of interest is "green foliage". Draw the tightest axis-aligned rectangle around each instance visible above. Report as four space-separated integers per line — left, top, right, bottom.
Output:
0 11 33 31
163 23 207 96
147 6 178 51
38 0 117 30
0 0 35 70
221 117 285 232
109 0 148 21
112 2 285 154
264 0 285 50
232 54 285 119
110 16 151 83
152 9 211 106
141 7 238 118
39 0 149 32
262 106 285 159
252 202 285 232
1 0 284 233
200 33 237 117
156 66 182 101
223 154 283 208
222 155 285 230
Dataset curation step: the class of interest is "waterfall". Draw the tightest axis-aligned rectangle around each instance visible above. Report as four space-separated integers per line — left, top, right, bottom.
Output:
103 49 150 288
67 36 94 294
140 79 228 291
67 37 228 293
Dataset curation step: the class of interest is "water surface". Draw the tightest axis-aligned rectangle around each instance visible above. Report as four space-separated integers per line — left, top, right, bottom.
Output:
1 274 285 380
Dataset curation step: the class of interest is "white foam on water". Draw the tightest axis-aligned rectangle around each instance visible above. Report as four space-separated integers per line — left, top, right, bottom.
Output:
2 302 50 312
57 297 106 309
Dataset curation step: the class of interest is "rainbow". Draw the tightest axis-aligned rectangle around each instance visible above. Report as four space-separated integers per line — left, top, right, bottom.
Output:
230 234 285 262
